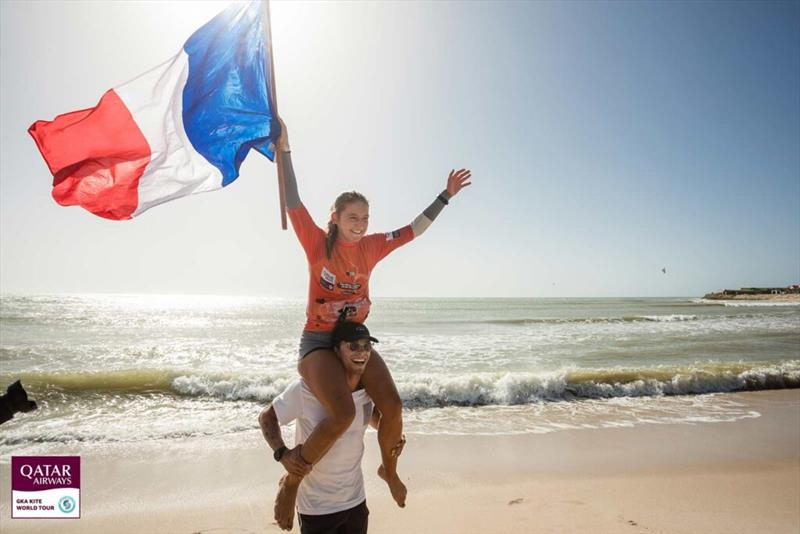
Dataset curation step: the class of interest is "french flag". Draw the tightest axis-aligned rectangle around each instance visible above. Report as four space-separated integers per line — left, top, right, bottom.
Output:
28 1 278 220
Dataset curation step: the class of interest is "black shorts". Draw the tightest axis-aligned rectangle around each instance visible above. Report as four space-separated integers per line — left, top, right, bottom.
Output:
298 330 333 360
298 500 369 534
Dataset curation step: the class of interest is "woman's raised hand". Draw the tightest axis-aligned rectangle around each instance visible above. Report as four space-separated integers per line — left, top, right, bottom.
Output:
276 116 290 152
446 168 472 197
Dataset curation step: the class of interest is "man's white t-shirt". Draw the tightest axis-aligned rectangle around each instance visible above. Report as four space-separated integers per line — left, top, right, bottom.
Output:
271 378 374 515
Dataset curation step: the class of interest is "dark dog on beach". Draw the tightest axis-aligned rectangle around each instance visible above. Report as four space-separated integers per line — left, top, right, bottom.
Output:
0 380 37 425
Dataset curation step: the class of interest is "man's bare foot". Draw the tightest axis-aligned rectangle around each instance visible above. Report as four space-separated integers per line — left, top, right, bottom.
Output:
378 464 407 508
274 474 300 530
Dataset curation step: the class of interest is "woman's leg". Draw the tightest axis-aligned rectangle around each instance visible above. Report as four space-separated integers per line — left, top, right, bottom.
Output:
274 348 355 530
297 348 357 461
360 349 407 508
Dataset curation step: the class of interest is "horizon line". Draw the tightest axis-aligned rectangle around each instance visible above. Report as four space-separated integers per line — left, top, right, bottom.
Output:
0 291 705 299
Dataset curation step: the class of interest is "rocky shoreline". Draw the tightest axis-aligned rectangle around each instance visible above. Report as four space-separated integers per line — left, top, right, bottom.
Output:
703 287 800 301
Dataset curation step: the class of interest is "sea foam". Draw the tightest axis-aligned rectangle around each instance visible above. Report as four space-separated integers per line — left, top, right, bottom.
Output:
6 361 797 407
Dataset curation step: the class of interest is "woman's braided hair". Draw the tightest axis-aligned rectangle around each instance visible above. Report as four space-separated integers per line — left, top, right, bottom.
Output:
325 191 369 260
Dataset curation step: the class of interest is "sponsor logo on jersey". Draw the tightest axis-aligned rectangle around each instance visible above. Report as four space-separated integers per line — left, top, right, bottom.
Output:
336 282 362 291
319 267 336 291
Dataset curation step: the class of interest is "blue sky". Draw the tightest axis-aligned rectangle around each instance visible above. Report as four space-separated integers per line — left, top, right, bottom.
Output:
1 1 797 297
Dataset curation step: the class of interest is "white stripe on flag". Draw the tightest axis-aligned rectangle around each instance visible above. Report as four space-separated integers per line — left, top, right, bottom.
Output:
114 52 224 217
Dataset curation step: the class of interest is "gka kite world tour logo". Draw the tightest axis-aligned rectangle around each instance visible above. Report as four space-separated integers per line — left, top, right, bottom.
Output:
11 456 80 518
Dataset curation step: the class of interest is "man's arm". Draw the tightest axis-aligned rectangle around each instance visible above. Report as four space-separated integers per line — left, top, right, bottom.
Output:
258 405 312 478
259 405 287 451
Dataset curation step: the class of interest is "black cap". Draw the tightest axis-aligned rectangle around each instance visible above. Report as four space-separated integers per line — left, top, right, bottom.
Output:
331 321 379 346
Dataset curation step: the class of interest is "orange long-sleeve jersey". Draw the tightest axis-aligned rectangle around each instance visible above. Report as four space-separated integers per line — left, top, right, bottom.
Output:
288 203 414 332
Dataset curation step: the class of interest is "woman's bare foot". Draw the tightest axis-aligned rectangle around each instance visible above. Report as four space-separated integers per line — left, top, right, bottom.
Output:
274 474 300 530
378 464 407 508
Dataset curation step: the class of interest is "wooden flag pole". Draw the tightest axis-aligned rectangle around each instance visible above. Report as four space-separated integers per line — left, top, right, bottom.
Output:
262 0 287 230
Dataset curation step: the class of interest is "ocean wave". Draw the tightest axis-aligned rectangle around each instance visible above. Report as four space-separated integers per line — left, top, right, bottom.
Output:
4 361 798 406
1 369 177 394
396 361 800 407
0 369 294 401
721 301 800 307
694 299 800 307
639 314 698 322
171 374 293 401
479 314 700 325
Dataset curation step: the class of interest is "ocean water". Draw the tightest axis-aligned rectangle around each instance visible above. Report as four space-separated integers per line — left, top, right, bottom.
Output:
0 294 798 458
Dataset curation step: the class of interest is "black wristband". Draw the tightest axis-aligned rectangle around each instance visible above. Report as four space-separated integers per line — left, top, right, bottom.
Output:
273 445 288 462
436 194 449 205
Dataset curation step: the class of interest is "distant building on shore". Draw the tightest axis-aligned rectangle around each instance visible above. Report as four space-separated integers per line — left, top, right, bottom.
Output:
718 286 800 296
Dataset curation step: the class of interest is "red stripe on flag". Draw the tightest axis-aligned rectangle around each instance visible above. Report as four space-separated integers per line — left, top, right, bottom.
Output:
28 90 151 220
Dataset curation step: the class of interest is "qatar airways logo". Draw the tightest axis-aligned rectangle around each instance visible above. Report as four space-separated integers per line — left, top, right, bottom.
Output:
12 456 80 519
19 463 73 485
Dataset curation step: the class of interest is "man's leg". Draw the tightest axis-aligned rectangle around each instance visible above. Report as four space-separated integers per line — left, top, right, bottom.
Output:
360 350 407 507
340 500 369 534
274 349 355 531
298 509 348 534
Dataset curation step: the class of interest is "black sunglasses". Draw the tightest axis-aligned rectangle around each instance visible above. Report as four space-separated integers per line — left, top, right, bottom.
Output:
344 341 372 353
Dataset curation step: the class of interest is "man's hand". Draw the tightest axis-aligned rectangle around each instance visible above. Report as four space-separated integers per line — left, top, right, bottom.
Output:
446 168 472 197
280 445 312 478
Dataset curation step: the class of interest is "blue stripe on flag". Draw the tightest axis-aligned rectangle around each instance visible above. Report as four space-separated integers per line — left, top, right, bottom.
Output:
182 1 278 187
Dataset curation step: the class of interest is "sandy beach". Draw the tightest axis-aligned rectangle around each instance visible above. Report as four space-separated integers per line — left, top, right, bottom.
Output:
1 389 798 534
